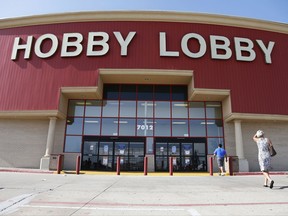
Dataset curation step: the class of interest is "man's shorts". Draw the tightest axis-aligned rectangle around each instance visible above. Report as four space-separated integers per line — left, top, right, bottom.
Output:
217 157 224 167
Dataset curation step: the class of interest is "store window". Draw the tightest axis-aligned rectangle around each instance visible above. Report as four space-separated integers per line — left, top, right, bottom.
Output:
137 101 154 118
206 119 223 137
64 135 82 152
103 84 119 99
189 120 206 136
154 85 170 100
138 85 153 100
136 118 154 136
155 101 170 118
172 120 188 136
120 101 136 117
189 102 205 118
154 119 171 136
68 100 85 116
84 118 100 135
206 102 222 118
102 100 119 117
207 138 224 154
101 118 118 136
119 118 136 136
172 85 187 101
85 100 102 117
120 84 137 100
66 117 83 135
64 85 225 155
172 102 188 118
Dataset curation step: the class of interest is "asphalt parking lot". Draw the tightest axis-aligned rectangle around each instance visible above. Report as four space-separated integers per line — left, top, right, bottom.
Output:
0 171 288 216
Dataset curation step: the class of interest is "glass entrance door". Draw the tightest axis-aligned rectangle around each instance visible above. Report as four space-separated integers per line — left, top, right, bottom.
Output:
154 137 207 172
81 136 145 171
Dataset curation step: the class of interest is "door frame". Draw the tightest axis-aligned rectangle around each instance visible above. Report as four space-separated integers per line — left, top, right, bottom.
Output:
154 137 207 172
81 136 146 171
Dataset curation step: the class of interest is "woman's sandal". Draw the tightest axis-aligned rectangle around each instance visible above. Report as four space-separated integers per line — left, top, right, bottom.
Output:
263 185 268 187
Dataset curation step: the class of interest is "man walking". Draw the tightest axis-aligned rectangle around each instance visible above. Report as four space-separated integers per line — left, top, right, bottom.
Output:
213 144 227 176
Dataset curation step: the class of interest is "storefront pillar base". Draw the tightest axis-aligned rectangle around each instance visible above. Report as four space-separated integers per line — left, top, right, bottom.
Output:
146 155 155 172
40 156 51 170
238 158 249 172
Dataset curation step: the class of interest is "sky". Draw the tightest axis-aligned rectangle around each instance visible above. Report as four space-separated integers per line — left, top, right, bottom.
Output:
0 0 287 24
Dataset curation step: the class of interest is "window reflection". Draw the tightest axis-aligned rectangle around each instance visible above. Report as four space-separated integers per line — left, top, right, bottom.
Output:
101 118 118 136
64 136 82 152
68 100 85 116
84 118 100 135
120 101 136 117
172 120 188 136
189 120 206 136
155 101 170 118
137 101 153 118
102 100 119 117
66 117 83 135
206 102 222 118
119 118 136 136
189 102 205 118
137 119 154 136
206 120 223 136
154 119 171 136
172 102 188 118
130 142 145 156
85 100 102 117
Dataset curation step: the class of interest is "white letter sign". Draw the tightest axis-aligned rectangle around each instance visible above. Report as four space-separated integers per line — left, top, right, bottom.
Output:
61 33 83 57
87 32 109 56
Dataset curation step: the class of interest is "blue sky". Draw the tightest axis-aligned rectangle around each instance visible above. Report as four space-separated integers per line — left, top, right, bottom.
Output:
1 0 287 24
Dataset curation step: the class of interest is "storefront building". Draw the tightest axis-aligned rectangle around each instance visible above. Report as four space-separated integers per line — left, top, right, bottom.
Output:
0 11 287 172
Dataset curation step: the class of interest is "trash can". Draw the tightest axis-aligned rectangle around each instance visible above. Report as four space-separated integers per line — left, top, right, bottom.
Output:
49 154 64 171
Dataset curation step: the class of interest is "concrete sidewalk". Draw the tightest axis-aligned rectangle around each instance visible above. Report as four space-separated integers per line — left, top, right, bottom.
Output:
0 171 288 215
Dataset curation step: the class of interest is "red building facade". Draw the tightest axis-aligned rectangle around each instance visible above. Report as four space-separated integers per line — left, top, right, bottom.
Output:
0 12 287 172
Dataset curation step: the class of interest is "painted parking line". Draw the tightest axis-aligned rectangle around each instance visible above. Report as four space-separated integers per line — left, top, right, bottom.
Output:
23 205 201 215
29 200 288 207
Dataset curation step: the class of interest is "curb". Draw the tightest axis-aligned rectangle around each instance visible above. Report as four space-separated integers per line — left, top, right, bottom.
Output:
233 171 288 176
0 168 54 174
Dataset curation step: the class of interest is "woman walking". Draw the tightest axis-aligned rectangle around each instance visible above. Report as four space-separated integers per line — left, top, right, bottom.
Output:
253 130 274 189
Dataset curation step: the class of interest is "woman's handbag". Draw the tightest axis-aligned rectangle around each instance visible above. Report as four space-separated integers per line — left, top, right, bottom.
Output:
269 145 277 157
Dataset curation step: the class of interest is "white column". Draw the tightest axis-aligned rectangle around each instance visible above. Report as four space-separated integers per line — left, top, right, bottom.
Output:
234 120 249 171
45 117 57 156
40 117 57 170
234 120 244 159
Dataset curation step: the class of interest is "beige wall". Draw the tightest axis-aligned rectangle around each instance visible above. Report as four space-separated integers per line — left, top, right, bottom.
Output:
224 121 288 172
1 118 287 172
0 119 66 169
0 119 49 168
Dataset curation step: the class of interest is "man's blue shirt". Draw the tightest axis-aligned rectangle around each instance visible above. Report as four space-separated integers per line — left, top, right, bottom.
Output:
214 148 226 158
